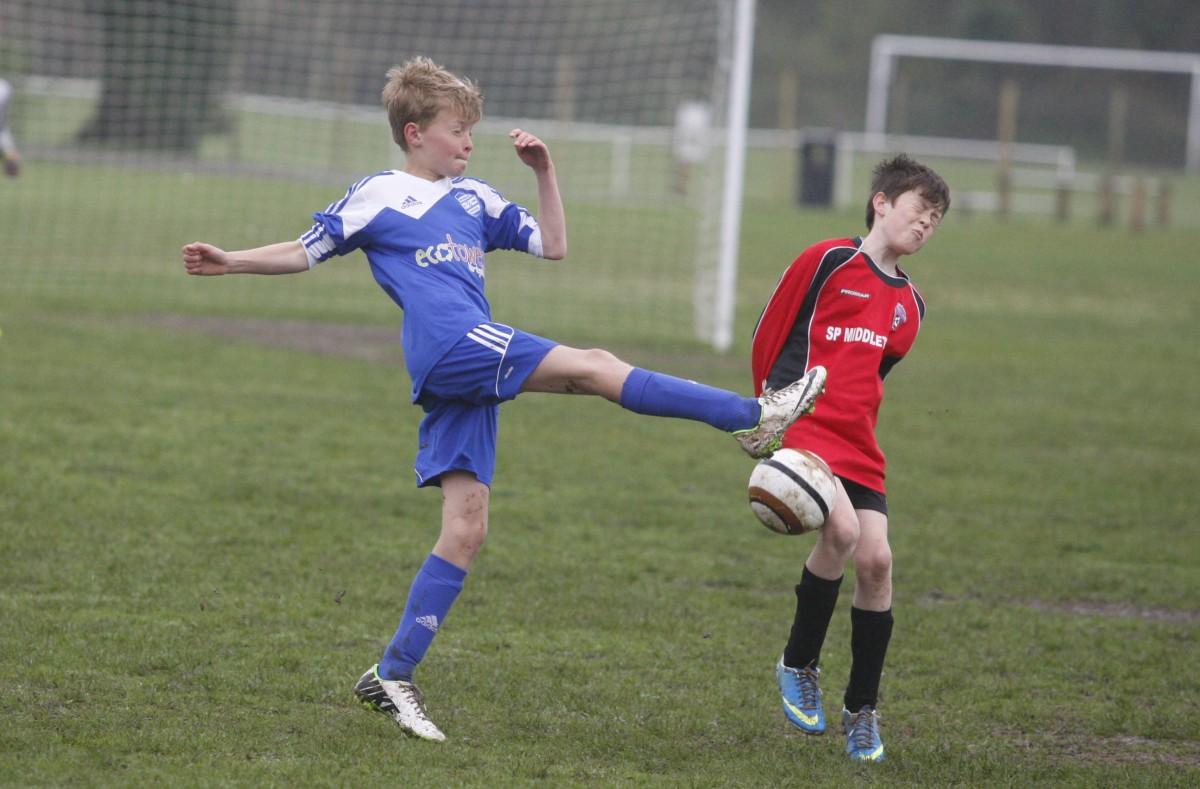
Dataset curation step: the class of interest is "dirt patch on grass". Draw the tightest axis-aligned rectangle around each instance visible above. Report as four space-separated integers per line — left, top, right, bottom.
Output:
999 726 1200 768
1050 734 1200 768
133 314 405 365
131 313 753 382
920 590 1198 624
1022 599 1199 624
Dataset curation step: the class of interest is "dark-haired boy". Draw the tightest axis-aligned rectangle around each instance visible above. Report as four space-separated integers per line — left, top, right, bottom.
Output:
752 154 950 762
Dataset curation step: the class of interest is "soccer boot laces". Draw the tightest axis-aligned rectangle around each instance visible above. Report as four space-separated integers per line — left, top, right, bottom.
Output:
354 664 446 742
776 656 825 734
734 366 827 458
842 705 885 762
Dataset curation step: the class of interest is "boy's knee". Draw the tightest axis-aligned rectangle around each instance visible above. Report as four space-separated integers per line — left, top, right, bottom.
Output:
821 515 860 557
855 548 893 588
441 477 490 553
580 347 622 374
440 511 489 560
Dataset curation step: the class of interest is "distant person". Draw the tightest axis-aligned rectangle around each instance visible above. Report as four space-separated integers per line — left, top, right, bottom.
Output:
182 56 826 742
0 78 21 177
753 154 949 762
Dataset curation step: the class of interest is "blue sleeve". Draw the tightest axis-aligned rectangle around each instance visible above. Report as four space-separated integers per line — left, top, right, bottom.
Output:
459 178 542 256
301 173 387 266
484 202 539 254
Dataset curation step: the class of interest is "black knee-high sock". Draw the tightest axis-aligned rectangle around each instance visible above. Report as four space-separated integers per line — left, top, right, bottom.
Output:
844 606 894 712
783 565 842 669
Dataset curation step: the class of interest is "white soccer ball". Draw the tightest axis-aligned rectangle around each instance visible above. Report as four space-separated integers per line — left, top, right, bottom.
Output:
747 448 836 535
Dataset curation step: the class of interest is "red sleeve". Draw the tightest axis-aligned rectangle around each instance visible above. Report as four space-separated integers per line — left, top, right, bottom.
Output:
750 244 825 395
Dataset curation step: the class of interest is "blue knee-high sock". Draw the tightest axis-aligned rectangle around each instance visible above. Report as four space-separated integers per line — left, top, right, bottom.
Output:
378 553 467 682
619 367 760 432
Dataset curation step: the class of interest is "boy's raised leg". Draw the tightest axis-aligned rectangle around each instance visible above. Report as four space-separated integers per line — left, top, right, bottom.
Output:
522 346 825 458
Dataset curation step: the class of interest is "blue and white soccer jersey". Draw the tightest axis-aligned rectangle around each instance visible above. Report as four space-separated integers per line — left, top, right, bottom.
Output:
301 170 546 400
300 170 557 487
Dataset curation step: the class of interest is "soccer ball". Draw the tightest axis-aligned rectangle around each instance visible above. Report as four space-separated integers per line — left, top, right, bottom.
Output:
747 449 836 535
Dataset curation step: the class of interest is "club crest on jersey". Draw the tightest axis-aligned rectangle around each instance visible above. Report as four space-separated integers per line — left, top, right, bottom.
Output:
455 192 482 217
892 303 907 330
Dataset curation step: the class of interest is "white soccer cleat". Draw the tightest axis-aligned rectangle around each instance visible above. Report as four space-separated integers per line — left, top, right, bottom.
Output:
734 366 827 458
354 664 446 742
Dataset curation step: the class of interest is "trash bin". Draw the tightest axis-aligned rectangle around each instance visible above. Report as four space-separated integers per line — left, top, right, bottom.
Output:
798 131 836 207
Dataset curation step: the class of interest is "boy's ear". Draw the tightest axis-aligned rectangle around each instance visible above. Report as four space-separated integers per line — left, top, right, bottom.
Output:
403 121 423 148
871 191 891 214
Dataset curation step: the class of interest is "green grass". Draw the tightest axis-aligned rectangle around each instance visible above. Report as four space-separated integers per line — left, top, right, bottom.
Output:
2 156 1199 786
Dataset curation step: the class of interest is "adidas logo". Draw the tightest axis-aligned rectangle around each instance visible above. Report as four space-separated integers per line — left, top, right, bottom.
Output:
415 614 439 633
401 195 422 209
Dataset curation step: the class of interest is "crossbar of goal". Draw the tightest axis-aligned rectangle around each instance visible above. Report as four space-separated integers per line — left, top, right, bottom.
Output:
865 34 1200 172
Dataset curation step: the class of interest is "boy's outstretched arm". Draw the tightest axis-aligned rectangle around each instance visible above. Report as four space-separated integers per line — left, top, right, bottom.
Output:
510 128 566 260
182 240 309 276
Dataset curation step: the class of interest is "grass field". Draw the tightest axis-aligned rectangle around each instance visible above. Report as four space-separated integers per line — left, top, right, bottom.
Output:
2 153 1199 786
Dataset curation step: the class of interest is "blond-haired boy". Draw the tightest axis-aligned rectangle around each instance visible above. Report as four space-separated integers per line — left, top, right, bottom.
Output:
183 56 825 741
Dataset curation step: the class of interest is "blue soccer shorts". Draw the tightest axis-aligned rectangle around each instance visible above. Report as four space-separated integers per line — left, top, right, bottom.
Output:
413 322 557 488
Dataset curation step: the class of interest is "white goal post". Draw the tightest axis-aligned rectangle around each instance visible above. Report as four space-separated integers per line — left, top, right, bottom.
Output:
711 0 756 353
1 0 756 353
865 34 1200 172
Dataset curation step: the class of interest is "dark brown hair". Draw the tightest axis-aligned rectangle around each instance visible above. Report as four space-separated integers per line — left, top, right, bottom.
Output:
865 154 950 229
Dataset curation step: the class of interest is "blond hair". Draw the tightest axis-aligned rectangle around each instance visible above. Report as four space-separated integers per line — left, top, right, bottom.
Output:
381 57 483 151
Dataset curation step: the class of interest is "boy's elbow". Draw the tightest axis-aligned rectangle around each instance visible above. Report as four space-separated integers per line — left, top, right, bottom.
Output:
540 235 566 260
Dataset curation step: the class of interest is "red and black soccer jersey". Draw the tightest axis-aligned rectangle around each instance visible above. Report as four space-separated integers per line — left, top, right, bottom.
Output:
751 237 925 493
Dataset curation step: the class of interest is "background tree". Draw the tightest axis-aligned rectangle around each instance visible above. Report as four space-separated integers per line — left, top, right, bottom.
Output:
77 0 235 152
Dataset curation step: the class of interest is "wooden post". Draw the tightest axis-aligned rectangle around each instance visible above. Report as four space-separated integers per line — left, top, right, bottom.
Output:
1156 179 1171 228
1129 177 1147 233
1108 86 1128 170
1055 175 1071 223
996 79 1018 219
1100 87 1128 226
778 69 798 131
1097 176 1116 226
778 69 798 202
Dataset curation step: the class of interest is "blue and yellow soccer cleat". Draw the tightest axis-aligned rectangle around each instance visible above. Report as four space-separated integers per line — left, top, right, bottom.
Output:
776 656 825 734
843 706 885 762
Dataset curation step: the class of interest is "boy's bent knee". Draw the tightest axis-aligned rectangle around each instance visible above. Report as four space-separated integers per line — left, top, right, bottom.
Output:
437 474 490 564
578 347 624 375
524 345 631 398
854 548 892 588
436 508 489 567
820 515 860 558
562 347 630 398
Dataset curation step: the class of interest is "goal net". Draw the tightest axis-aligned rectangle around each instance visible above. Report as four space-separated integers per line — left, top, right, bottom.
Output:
0 0 746 351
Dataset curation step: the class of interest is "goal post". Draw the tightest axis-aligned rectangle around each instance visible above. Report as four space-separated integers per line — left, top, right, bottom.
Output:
709 0 755 353
865 34 1200 172
0 0 753 352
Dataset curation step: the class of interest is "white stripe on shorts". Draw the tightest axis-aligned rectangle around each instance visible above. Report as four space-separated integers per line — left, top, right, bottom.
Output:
466 323 513 354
